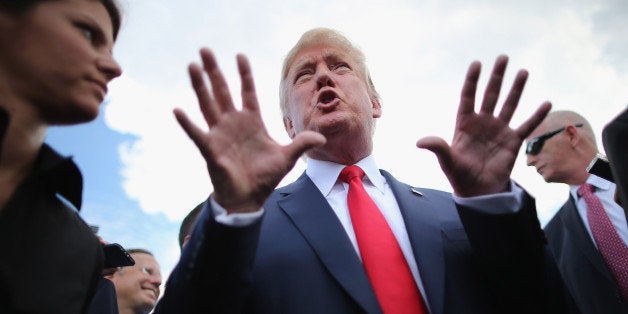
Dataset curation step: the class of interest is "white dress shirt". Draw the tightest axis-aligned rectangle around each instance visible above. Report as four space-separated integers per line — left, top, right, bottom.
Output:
211 154 526 311
570 174 628 247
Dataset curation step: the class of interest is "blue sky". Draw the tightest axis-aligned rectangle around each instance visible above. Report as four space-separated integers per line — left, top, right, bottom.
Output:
48 0 628 280
47 106 182 276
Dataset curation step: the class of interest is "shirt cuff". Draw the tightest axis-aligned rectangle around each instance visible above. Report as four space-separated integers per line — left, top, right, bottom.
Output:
453 180 523 214
210 197 264 227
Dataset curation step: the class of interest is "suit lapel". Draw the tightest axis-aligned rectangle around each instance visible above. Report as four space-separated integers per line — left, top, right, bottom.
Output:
561 198 615 282
381 171 446 314
277 174 382 313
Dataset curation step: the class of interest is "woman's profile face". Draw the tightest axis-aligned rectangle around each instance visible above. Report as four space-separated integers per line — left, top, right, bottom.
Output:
0 0 122 125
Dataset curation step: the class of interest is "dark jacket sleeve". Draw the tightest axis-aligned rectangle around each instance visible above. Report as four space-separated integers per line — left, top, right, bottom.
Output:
154 201 262 313
87 277 119 314
603 108 628 209
456 191 572 314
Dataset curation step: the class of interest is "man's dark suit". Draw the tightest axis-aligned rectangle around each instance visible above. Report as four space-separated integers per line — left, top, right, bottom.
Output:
157 171 564 314
87 277 119 314
545 197 628 313
603 108 628 210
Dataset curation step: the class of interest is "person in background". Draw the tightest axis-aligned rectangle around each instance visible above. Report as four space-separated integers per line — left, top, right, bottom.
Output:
0 0 123 312
108 249 162 314
89 236 138 314
179 201 205 250
526 110 628 313
156 28 568 313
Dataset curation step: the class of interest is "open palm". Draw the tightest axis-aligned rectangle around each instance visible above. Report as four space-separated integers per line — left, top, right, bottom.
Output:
417 55 551 197
175 49 325 213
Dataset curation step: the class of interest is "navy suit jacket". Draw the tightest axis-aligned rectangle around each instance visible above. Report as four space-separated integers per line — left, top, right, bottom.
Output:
545 197 628 313
87 277 119 314
157 170 565 314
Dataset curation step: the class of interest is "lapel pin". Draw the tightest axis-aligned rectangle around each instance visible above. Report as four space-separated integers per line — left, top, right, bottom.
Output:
410 188 424 196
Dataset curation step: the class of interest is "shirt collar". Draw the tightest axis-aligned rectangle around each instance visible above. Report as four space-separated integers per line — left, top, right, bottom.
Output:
38 144 84 210
570 174 614 199
0 107 82 210
306 155 385 196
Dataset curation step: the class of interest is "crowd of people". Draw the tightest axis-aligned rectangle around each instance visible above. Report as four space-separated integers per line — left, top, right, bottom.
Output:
0 0 626 313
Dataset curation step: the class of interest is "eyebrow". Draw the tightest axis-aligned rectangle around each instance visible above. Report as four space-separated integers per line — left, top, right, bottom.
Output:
290 56 316 75
72 11 115 47
290 50 348 75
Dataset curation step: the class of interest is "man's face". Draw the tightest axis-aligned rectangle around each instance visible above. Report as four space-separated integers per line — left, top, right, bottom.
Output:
110 253 162 313
525 123 573 183
283 44 381 141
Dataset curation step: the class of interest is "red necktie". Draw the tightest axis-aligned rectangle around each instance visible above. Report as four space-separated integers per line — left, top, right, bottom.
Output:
578 183 628 301
340 165 427 314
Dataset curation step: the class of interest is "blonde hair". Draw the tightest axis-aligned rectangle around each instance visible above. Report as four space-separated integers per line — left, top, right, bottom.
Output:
279 28 380 118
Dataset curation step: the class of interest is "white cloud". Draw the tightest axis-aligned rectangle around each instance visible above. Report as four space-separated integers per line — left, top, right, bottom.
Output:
106 0 628 224
106 75 211 220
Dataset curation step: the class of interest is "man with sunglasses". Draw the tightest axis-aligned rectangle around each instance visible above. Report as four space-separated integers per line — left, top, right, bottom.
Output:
526 110 628 313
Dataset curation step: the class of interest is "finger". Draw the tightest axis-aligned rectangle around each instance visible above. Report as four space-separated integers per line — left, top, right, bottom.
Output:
284 131 326 163
458 61 481 117
498 69 528 123
516 101 552 139
237 54 261 113
479 55 508 115
189 63 219 126
200 48 236 114
174 108 209 156
416 136 454 176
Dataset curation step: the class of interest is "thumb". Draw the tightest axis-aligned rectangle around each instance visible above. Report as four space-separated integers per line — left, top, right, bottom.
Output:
416 136 454 174
285 131 326 163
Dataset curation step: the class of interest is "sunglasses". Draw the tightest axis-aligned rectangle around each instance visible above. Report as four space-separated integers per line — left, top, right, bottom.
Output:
526 124 583 155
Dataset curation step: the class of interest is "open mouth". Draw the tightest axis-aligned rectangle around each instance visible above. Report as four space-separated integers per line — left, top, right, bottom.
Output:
318 90 338 105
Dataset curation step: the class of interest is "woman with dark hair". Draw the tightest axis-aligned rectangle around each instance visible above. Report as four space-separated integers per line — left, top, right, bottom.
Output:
0 0 123 312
